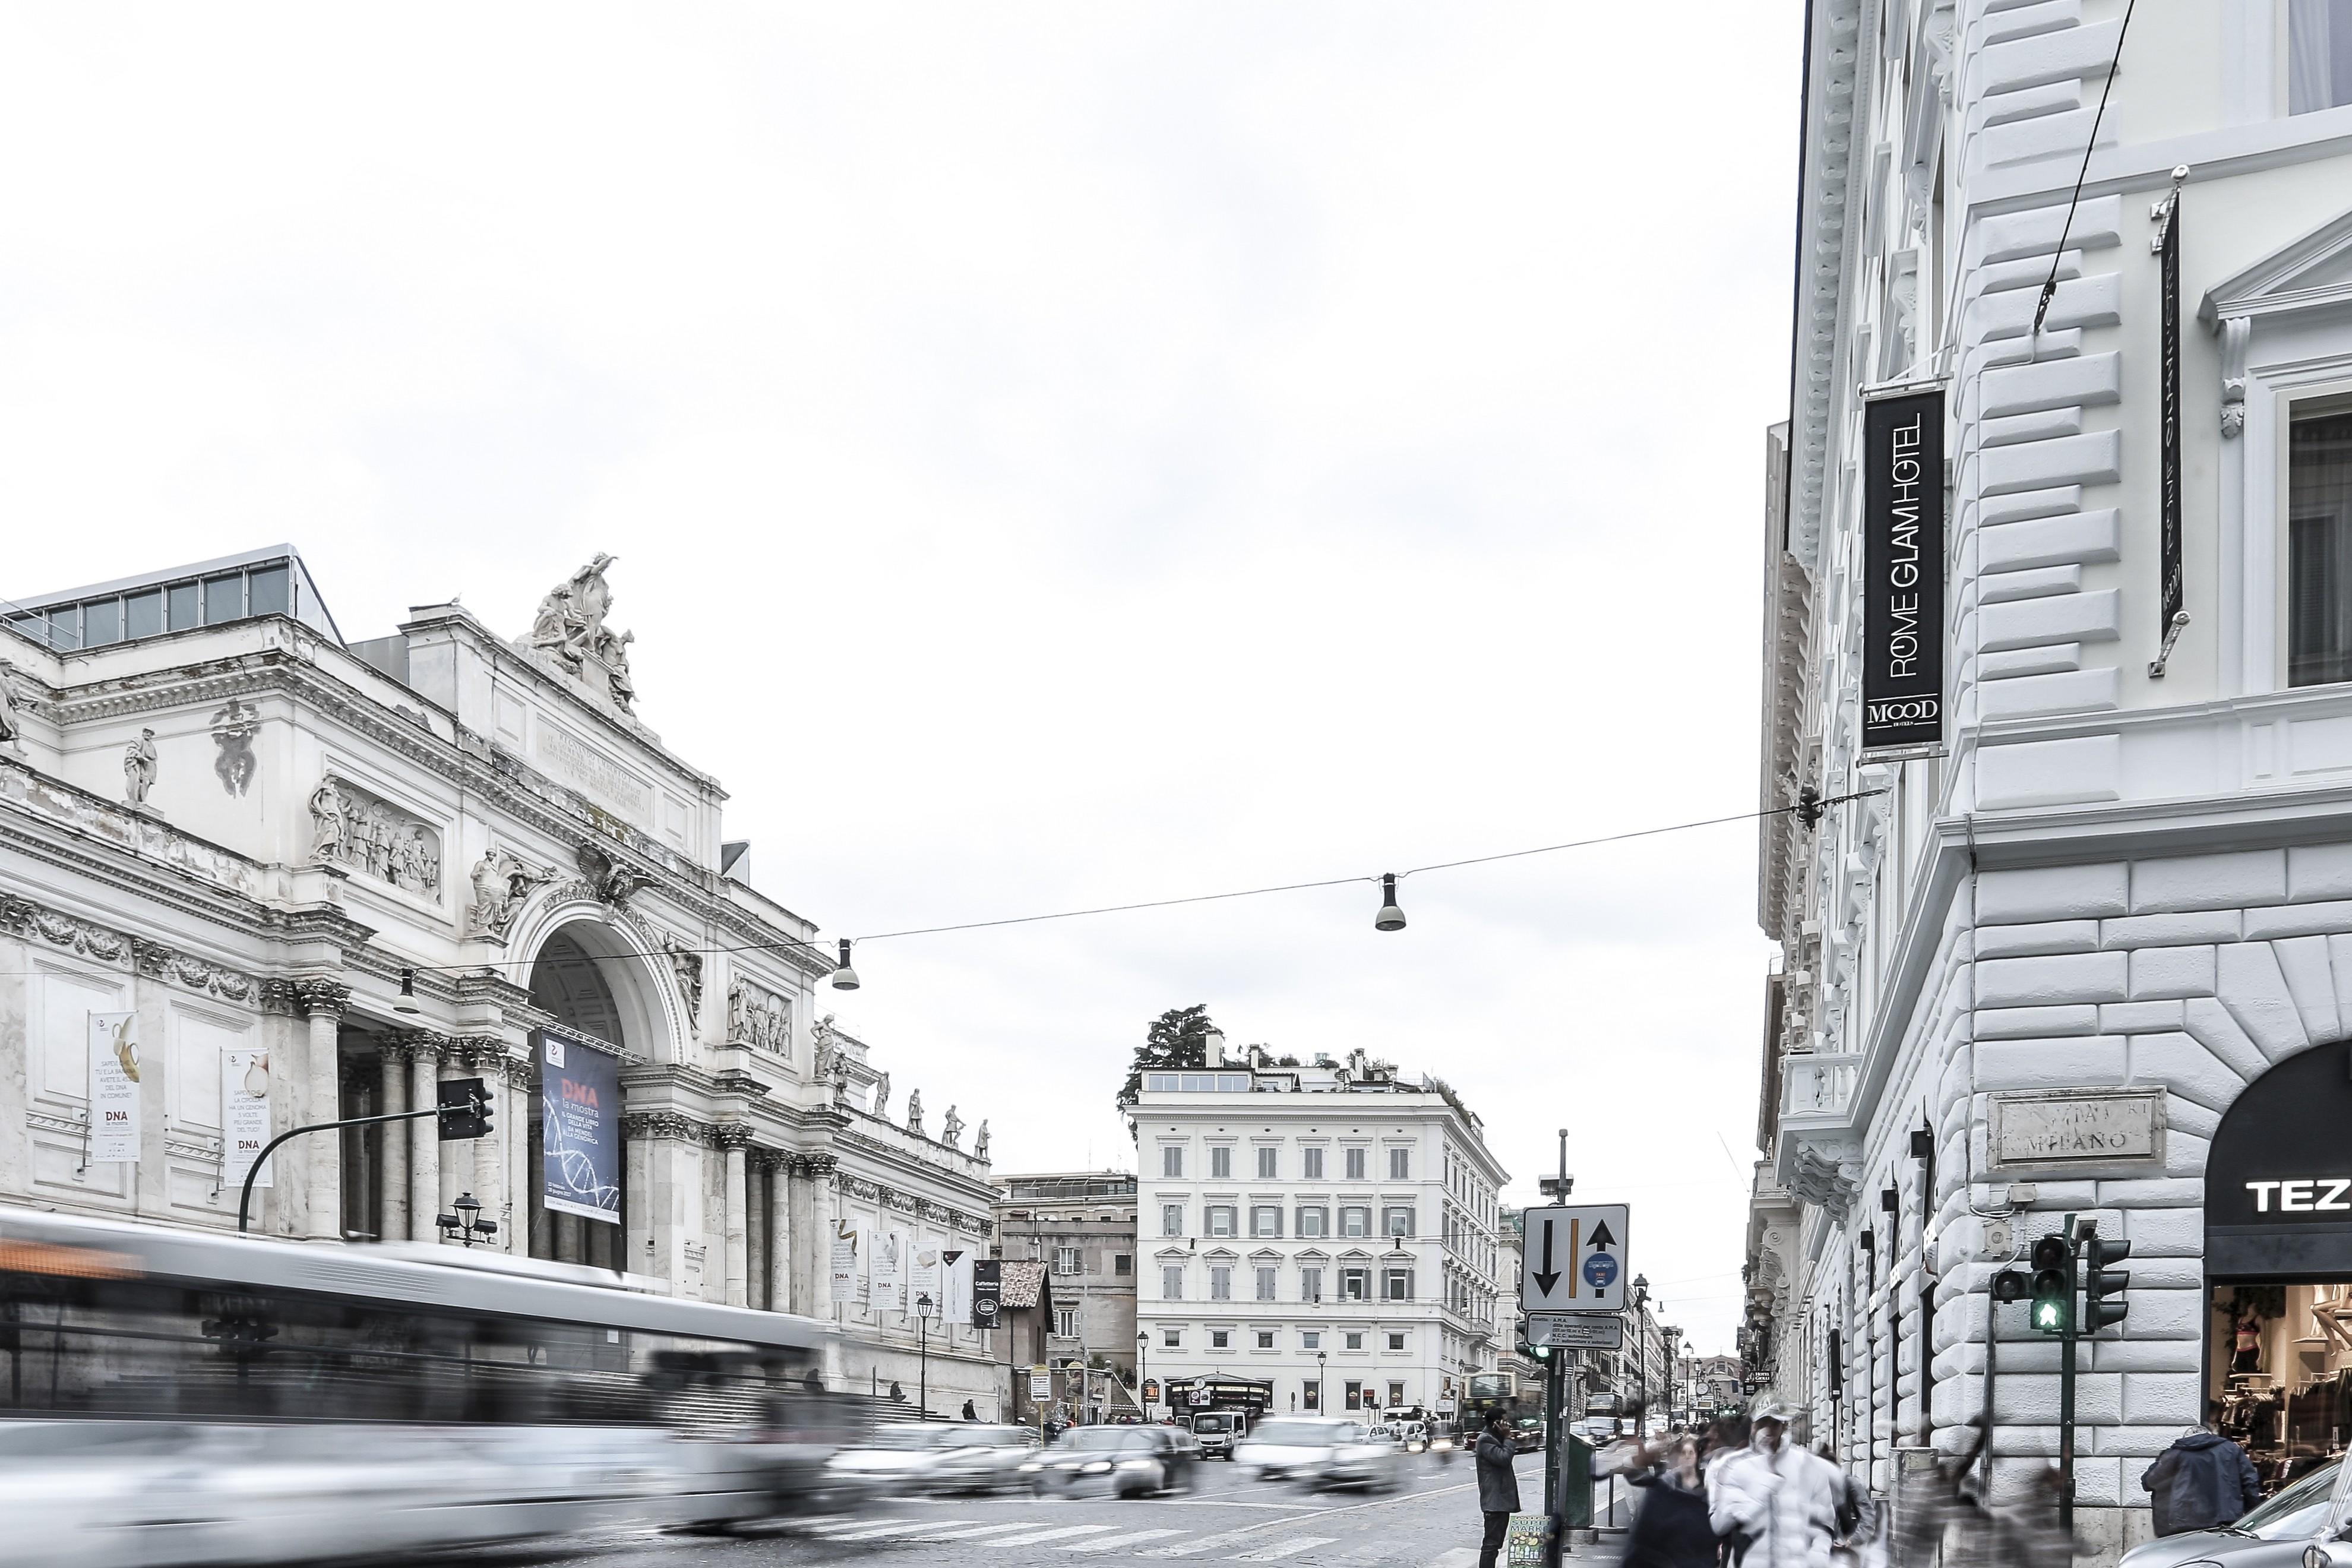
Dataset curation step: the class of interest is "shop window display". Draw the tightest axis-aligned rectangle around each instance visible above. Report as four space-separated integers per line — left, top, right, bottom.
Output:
2208 1282 2352 1492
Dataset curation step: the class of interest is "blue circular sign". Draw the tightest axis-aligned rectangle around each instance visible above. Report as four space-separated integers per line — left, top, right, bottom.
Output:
1583 1253 1619 1291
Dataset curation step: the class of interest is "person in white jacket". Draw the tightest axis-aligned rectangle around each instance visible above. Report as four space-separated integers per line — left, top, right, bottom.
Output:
1705 1406 1845 1568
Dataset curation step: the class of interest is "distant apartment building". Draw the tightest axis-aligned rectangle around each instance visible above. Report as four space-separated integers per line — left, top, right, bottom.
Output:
1130 1036 1507 1420
992 1171 1140 1418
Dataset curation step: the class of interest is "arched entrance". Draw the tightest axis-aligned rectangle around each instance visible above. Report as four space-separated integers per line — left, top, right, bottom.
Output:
525 918 668 1273
2203 1041 2352 1493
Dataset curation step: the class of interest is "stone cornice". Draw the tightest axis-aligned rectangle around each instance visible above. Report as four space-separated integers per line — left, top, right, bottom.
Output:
4 893 263 1006
1786 0 1868 574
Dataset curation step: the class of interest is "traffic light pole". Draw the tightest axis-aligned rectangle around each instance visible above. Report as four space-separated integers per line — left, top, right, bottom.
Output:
236 1104 454 1235
2057 1212 2079 1535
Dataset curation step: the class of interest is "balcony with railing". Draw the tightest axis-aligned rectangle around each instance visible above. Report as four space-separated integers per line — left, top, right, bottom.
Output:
1777 1051 1861 1133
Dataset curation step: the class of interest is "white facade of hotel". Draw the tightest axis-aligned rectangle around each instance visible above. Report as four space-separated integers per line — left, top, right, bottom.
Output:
1750 4 2352 1563
1131 1044 1507 1418
0 547 1000 1417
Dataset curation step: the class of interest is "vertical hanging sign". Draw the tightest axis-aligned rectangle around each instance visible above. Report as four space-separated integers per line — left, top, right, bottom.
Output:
1861 386 1948 757
87 1011 142 1164
830 1224 860 1305
2152 166 2189 676
538 1027 621 1225
972 1259 1003 1328
222 1048 273 1188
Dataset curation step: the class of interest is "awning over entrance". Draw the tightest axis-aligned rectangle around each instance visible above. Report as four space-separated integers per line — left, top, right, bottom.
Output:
1164 1373 1273 1412
2208 1041 2352 1280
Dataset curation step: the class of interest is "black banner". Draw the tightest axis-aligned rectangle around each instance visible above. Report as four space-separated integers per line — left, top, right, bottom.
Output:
971 1259 1003 1329
1861 388 1946 754
2158 184 2183 643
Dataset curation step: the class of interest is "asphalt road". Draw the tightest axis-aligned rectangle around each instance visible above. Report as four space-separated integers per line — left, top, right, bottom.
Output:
486 1449 1544 1568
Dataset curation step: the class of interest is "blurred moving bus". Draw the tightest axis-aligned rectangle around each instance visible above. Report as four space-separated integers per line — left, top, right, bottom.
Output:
0 1208 845 1566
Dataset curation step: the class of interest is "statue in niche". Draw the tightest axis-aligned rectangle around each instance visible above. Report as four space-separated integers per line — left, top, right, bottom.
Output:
308 776 349 862
122 729 159 809
973 1120 990 1160
905 1089 924 1137
871 1071 890 1119
941 1105 963 1149
728 977 748 1040
0 659 24 755
661 933 703 1023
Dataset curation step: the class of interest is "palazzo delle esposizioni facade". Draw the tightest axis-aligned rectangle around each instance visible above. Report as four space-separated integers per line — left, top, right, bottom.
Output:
0 546 1003 1417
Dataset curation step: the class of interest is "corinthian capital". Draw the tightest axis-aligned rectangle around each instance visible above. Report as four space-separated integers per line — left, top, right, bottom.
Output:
297 978 352 1018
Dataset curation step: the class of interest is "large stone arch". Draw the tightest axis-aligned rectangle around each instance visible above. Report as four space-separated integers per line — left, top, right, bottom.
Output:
505 890 687 1065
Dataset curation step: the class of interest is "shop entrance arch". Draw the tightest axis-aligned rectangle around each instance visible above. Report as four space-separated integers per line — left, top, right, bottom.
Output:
2204 1040 2352 1493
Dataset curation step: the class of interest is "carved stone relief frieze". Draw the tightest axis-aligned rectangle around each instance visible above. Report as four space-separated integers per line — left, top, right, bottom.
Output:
211 700 259 796
129 937 257 1004
0 894 130 963
465 848 553 938
728 975 791 1057
309 773 442 903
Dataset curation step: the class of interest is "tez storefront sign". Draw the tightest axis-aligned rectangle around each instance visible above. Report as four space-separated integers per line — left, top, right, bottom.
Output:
1861 387 1947 757
539 1028 621 1225
2207 1042 2352 1278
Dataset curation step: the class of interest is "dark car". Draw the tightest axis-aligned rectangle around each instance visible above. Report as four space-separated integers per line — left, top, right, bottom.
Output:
1022 1425 1199 1499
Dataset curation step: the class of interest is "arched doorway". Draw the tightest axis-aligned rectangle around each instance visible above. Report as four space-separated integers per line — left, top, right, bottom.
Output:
2203 1041 2352 1493
526 921 659 1272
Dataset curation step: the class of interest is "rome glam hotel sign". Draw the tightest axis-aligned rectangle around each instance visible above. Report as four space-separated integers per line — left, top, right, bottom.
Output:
1860 387 1947 758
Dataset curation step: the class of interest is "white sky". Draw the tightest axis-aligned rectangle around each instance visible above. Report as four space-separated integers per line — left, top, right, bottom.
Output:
0 4 1800 1353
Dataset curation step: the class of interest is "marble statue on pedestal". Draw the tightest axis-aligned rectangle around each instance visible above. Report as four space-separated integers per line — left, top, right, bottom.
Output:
123 729 158 810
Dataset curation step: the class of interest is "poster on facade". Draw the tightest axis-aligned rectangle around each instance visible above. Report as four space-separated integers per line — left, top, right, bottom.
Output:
87 1011 141 1164
972 1259 1002 1327
220 1048 273 1188
538 1027 620 1224
909 1245 943 1314
871 1227 905 1313
830 1224 860 1305
1860 385 1947 758
940 1248 974 1324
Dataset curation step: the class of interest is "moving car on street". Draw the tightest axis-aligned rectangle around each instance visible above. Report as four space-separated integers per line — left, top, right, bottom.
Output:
1231 1418 1401 1492
1190 1410 1244 1460
823 1424 1039 1499
1022 1425 1199 1499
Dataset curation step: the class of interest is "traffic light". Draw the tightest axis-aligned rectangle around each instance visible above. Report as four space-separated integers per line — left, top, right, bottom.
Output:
437 1076 494 1140
2029 1233 2073 1336
2084 1232 2132 1332
1991 1268 2031 1304
1516 1321 1551 1362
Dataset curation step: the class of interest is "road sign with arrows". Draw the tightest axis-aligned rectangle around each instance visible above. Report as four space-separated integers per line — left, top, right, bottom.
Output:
1520 1203 1630 1314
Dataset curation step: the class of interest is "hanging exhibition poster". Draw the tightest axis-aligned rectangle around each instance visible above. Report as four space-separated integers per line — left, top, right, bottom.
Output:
941 1248 975 1324
910 1245 943 1314
87 1011 141 1164
538 1027 621 1224
871 1226 905 1313
972 1259 1003 1328
221 1048 273 1188
830 1224 860 1304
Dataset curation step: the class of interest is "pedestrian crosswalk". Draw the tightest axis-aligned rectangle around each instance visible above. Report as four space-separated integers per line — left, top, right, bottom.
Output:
781 1515 1466 1564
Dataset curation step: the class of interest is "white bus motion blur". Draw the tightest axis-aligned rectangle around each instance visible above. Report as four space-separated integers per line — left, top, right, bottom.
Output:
0 1209 853 1567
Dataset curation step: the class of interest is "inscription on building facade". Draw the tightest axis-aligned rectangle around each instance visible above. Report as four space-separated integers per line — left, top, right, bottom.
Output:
1989 1090 2164 1171
535 722 653 821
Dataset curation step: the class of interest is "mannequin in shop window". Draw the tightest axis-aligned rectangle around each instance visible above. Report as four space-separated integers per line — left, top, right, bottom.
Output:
2234 1307 2263 1376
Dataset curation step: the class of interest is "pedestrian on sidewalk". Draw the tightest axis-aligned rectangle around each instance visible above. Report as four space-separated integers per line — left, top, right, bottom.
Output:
1621 1435 1717 1568
2141 1410 2262 1537
1475 1408 1522 1568
1705 1405 1843 1568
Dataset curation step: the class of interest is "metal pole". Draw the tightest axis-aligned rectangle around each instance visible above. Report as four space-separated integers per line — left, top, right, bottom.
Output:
238 1104 449 1235
918 1298 930 1418
2059 1210 2078 1534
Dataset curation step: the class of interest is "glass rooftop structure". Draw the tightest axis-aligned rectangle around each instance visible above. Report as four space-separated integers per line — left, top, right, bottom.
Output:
3 546 342 653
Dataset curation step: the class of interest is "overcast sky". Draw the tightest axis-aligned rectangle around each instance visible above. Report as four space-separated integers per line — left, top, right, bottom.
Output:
1 4 1800 1352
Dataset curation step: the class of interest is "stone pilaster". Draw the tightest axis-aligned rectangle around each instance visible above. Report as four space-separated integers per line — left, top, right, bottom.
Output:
764 1153 793 1313
715 1124 753 1307
296 979 350 1241
406 1031 445 1241
377 1036 412 1245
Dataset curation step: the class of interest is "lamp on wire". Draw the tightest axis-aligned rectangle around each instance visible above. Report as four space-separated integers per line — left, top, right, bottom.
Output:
394 967 421 1016
1374 874 1406 932
830 938 861 991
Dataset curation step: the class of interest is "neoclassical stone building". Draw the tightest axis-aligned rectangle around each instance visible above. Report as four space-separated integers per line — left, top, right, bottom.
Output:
1750 4 2352 1562
0 545 998 1414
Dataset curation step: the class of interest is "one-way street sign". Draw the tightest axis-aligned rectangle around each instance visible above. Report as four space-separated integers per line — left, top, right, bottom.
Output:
1520 1203 1630 1314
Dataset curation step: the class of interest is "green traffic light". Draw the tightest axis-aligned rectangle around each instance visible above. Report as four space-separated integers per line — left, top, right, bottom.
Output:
2035 1301 2061 1330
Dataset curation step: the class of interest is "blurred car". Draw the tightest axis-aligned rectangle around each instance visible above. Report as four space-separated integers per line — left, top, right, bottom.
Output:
1190 1410 1243 1460
2121 1457 2351 1568
823 1424 1036 1499
1022 1425 1198 1499
1231 1418 1401 1491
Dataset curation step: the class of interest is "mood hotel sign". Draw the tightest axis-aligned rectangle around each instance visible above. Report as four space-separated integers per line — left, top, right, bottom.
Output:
1860 389 1947 755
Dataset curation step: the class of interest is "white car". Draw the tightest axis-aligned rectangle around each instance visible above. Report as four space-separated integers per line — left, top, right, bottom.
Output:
1231 1418 1399 1491
824 1424 1035 1499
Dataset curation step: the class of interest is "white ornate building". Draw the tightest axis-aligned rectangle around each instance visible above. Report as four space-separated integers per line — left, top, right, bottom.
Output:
0 545 998 1415
1751 4 2352 1562
1130 1038 1507 1420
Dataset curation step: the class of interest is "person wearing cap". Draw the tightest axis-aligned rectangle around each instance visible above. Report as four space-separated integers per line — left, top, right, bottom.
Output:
1705 1403 1844 1568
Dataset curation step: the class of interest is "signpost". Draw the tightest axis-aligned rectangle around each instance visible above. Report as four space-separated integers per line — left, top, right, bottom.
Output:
1521 1205 1630 1315
1528 1313 1624 1351
1523 1132 1632 1565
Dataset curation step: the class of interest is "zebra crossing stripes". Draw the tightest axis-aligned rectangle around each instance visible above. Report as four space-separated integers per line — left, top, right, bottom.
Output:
826 1519 979 1540
1060 1528 1190 1552
984 1524 1124 1547
1228 1539 1338 1561
912 1522 1054 1542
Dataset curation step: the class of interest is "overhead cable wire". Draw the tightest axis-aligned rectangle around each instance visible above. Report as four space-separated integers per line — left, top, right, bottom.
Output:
2032 0 2136 335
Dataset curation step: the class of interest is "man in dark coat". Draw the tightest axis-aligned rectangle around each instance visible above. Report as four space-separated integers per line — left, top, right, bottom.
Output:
1476 1409 1522 1568
2141 1417 2262 1537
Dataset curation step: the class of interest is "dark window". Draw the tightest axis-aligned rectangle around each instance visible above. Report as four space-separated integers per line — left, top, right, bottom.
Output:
167 581 200 631
2290 403 2352 686
125 591 163 640
45 605 80 651
248 564 292 618
201 573 244 625
82 598 122 647
1113 1254 1132 1277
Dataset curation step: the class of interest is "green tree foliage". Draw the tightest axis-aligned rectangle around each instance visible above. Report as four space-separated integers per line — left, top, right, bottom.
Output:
1117 1004 1215 1107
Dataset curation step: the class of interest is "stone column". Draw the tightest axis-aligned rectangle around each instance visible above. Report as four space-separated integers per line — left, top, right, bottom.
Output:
378 1038 410 1244
297 980 350 1241
451 1038 507 1251
794 1154 836 1327
717 1126 751 1307
747 1156 768 1311
767 1155 794 1313
408 1034 444 1241
504 1053 532 1257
